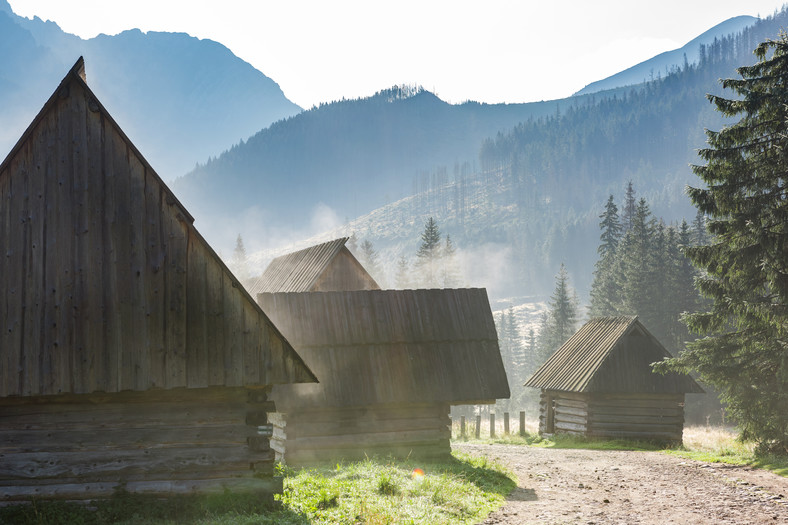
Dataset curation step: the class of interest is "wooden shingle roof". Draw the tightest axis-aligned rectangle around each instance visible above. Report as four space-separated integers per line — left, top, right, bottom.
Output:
258 289 510 409
0 58 316 397
247 237 378 294
524 316 703 394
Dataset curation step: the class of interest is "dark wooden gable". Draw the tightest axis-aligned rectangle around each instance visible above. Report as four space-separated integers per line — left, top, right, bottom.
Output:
0 58 316 397
524 316 703 394
246 237 379 294
258 288 510 410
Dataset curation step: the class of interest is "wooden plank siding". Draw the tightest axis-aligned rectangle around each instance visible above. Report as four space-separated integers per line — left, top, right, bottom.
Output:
0 59 315 398
311 247 380 292
0 387 280 503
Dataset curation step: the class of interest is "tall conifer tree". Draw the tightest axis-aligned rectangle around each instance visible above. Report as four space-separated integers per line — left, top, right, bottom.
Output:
657 36 788 451
416 217 442 287
589 195 622 316
621 180 637 233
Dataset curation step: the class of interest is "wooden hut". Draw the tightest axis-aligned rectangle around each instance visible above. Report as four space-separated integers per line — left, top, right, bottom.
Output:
257 288 510 465
0 58 316 504
245 237 379 295
524 316 703 443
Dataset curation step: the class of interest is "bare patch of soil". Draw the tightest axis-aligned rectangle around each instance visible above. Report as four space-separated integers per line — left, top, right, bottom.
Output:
455 443 788 525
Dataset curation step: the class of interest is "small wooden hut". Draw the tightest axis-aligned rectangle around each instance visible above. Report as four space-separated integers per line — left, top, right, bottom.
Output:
524 316 703 443
0 58 316 504
258 288 510 465
245 237 379 294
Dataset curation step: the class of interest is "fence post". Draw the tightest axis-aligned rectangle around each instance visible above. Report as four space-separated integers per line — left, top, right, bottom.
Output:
460 416 466 438
490 413 496 438
519 411 526 436
504 412 510 435
475 415 481 439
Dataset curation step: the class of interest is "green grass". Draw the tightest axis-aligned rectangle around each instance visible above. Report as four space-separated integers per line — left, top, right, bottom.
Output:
280 452 515 524
0 452 516 525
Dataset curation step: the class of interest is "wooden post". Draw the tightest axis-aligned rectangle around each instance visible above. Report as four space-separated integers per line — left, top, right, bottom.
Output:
490 413 496 438
504 412 510 434
460 415 466 438
475 415 481 439
519 411 526 436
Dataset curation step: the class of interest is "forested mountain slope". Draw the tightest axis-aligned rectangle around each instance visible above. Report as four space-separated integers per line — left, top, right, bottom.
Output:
249 8 788 301
171 86 576 230
574 15 756 96
0 0 300 178
173 11 784 275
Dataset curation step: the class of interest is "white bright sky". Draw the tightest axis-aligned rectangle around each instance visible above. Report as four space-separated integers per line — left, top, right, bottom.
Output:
8 1 787 109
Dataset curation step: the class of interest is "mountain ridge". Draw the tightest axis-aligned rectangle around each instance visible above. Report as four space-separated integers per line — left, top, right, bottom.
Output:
0 1 302 179
574 15 757 96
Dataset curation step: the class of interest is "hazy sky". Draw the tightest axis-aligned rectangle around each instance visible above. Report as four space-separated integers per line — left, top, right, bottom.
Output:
8 1 787 109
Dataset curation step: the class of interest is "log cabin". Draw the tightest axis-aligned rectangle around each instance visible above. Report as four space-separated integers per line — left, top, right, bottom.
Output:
0 58 316 504
524 316 703 443
245 237 379 295
258 288 510 465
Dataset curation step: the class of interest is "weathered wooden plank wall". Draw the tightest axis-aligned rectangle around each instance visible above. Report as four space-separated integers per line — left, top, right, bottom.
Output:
270 403 452 465
0 68 312 397
538 390 685 442
311 248 379 291
587 393 685 442
0 387 278 503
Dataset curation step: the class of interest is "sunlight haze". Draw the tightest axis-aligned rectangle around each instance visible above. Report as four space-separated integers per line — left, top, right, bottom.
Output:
8 0 785 108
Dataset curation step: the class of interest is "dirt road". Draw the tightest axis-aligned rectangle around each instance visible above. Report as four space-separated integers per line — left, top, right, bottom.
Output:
454 443 788 525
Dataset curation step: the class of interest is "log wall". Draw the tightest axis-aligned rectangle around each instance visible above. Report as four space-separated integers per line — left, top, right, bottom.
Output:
0 387 279 503
588 393 685 442
270 403 452 465
539 391 685 442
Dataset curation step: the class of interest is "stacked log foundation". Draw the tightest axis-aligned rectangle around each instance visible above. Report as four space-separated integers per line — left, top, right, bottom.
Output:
0 387 278 503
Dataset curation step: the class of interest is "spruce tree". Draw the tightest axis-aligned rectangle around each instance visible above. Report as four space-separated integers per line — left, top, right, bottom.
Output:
621 180 637 233
656 36 788 452
505 306 525 381
541 264 579 354
589 195 622 316
598 194 622 258
692 209 708 246
619 198 659 327
415 217 442 287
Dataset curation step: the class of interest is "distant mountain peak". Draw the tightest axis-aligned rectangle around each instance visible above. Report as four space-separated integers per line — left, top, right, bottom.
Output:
0 2 302 178
574 15 758 96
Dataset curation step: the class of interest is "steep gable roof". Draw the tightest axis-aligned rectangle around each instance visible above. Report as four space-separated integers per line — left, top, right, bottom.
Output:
247 237 378 294
0 58 316 397
524 316 703 394
258 288 510 409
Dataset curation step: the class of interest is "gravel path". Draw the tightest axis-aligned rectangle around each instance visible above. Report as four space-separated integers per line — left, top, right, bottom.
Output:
454 443 788 524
